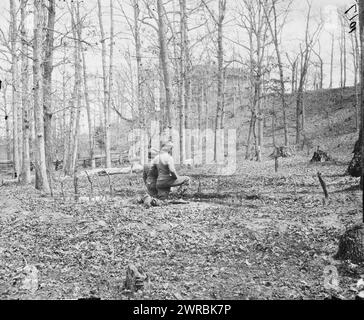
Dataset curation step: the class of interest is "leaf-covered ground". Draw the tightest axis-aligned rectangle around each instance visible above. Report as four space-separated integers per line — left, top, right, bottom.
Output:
0 155 363 300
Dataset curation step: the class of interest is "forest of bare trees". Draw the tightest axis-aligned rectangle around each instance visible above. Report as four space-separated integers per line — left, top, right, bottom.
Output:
1 0 364 302
0 0 361 193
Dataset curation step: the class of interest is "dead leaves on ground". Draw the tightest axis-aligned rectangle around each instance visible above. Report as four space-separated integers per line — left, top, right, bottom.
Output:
0 157 363 299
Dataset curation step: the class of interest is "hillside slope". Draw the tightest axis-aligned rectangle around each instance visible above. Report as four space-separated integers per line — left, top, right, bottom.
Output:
229 86 360 161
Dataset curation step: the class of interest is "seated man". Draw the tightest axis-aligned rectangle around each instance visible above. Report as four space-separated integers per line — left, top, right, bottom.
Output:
155 142 190 199
143 147 159 197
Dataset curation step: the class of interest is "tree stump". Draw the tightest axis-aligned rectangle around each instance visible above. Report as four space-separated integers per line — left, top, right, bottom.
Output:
310 146 333 162
335 224 364 263
124 264 149 292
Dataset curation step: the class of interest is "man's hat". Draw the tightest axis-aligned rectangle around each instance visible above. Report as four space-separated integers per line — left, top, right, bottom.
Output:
161 141 173 152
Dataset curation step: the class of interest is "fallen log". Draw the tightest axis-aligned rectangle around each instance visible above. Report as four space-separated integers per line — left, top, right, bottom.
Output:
78 167 131 177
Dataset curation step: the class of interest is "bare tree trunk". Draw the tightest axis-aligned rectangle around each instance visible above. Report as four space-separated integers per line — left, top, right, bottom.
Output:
294 57 299 91
360 0 364 198
355 29 360 132
336 0 364 262
319 56 323 89
214 0 226 160
343 22 347 88
296 90 303 145
256 73 262 162
265 1 289 146
239 0 270 161
184 45 191 159
245 112 254 160
302 92 305 131
295 3 319 146
97 0 111 168
340 29 343 88
43 0 55 178
62 57 71 174
80 36 95 169
330 33 334 88
132 0 145 131
312 43 324 89
292 61 296 92
10 0 20 178
20 0 31 184
2 83 11 160
178 0 186 163
71 0 82 174
253 113 259 161
198 83 203 135
157 0 173 138
157 54 166 131
63 15 77 175
272 110 276 146
286 53 297 93
108 0 114 167
33 0 50 193
16 1 23 176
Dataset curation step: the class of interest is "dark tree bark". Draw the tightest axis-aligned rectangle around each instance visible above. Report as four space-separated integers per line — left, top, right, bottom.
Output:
10 0 21 177
33 0 50 193
347 130 362 179
361 0 364 203
337 0 364 264
20 0 31 184
43 0 56 178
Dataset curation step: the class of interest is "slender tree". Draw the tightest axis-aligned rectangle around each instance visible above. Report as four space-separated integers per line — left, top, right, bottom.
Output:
329 32 334 88
70 0 82 174
157 0 173 137
33 0 50 193
262 0 291 146
286 53 298 93
201 0 227 160
80 30 95 169
360 0 364 197
238 0 270 161
20 0 31 184
311 43 323 89
97 0 111 168
43 0 56 177
295 1 321 146
108 0 114 166
179 0 187 163
10 0 21 178
216 0 227 132
1 81 11 161
350 26 360 131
